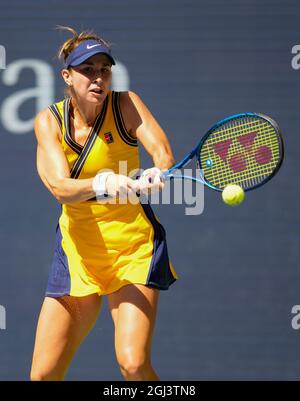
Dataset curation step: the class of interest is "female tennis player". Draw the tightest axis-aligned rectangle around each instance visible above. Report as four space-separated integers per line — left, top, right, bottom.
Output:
30 27 177 381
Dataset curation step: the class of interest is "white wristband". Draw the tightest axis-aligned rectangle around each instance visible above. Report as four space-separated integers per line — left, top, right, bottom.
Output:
92 172 114 197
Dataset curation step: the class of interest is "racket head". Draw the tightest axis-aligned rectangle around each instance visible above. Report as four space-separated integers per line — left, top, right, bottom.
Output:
196 112 284 191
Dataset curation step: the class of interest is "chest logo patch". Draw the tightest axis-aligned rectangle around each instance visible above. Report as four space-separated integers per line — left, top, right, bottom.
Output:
104 132 114 144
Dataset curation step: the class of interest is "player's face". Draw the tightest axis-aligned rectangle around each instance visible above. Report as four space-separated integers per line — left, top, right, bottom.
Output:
65 54 112 104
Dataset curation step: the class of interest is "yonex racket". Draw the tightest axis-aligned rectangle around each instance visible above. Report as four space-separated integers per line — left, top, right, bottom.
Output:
161 112 284 191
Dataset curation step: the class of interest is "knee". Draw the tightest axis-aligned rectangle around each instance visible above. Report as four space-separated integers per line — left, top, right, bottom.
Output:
120 361 146 379
117 351 150 380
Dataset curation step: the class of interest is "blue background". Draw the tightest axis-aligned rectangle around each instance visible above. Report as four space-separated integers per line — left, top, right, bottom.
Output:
0 0 299 380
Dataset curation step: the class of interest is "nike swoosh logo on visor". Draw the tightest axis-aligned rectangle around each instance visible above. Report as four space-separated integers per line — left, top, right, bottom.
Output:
86 44 102 49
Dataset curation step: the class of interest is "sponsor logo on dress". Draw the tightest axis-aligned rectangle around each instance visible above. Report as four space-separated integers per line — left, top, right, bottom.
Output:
104 132 114 144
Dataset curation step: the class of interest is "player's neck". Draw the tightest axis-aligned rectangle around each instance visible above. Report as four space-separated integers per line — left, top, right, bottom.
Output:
70 97 103 128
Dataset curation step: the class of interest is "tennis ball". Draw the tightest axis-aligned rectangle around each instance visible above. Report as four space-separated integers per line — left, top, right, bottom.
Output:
222 184 245 206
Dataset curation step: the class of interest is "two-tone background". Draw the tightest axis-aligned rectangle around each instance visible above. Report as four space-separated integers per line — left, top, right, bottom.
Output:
0 0 299 380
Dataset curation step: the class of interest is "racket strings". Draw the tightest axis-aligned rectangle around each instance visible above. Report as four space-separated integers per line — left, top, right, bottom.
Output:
204 133 279 188
203 137 278 188
206 119 275 145
200 117 281 189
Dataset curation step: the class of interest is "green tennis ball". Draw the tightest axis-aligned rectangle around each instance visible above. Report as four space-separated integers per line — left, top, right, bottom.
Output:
222 184 245 206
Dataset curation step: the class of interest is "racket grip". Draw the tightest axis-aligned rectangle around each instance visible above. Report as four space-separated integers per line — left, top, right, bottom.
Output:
135 172 166 197
136 175 153 197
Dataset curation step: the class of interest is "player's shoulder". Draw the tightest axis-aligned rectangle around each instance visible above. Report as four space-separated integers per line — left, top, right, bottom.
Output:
119 90 142 105
35 98 65 125
34 106 61 142
119 90 145 117
35 107 52 124
34 107 56 131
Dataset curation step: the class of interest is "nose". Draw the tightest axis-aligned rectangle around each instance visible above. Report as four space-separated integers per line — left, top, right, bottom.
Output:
93 74 103 84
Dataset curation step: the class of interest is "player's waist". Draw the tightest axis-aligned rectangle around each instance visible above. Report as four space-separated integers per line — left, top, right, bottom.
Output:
61 201 141 222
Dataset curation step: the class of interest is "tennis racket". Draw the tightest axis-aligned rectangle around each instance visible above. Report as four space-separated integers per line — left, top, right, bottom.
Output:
160 112 284 192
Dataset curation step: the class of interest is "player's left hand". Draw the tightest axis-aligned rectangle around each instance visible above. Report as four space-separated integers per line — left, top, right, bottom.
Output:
136 167 164 194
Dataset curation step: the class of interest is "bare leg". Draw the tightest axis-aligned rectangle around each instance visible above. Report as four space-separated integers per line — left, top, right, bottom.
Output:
108 284 159 381
30 294 101 380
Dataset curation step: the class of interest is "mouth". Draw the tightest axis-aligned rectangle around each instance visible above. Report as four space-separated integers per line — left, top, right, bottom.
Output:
90 88 104 95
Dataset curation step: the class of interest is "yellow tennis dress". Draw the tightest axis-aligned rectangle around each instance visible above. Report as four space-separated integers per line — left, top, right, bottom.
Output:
46 91 177 297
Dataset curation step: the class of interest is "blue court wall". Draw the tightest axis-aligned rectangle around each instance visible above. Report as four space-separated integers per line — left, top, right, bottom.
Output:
0 0 299 380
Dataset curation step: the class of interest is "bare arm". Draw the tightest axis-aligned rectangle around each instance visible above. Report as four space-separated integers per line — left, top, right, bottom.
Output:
120 91 175 171
34 109 96 204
